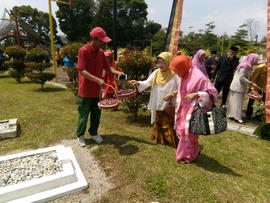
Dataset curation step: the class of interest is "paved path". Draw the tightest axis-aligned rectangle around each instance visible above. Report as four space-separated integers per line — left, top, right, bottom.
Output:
45 66 70 89
227 121 257 137
46 66 70 83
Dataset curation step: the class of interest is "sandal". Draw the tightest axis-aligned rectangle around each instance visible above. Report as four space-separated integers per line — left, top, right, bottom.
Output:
178 158 192 164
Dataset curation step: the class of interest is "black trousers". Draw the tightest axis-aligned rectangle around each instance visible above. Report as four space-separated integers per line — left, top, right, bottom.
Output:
214 75 233 106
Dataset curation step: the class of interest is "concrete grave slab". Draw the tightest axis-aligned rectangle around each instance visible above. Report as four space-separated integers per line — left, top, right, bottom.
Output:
0 118 18 140
0 145 88 203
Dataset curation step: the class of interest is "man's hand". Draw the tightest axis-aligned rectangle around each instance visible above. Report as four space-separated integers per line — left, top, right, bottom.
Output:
118 72 125 76
96 78 105 88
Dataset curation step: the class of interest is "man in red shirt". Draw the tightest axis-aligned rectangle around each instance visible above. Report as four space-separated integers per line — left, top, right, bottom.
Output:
76 27 124 147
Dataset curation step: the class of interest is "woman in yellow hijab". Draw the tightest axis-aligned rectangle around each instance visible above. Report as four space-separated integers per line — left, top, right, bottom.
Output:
152 52 175 86
129 52 179 148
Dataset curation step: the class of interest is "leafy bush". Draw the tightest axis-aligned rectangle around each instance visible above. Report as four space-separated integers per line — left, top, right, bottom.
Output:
253 101 265 121
254 124 270 140
4 46 26 59
4 60 25 82
117 50 153 119
252 102 269 140
26 48 48 62
118 50 152 80
60 42 83 63
26 72 55 90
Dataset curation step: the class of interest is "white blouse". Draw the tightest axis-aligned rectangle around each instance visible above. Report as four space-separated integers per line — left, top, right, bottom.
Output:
137 69 179 124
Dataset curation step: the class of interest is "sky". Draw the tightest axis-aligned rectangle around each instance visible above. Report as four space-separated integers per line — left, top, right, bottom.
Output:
145 0 267 40
0 0 267 40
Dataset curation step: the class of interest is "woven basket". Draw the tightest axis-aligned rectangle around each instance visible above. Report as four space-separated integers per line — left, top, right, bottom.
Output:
247 86 263 101
247 92 262 100
116 89 137 99
98 99 119 110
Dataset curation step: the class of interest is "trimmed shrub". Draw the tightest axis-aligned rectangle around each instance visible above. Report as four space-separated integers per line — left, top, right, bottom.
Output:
4 46 27 82
26 48 48 62
25 47 54 90
4 46 26 59
4 60 25 82
25 61 51 73
26 72 55 90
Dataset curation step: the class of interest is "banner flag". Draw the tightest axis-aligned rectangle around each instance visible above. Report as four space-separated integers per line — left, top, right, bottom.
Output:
164 0 184 56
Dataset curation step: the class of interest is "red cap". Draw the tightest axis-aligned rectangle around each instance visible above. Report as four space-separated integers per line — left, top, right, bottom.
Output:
90 27 111 43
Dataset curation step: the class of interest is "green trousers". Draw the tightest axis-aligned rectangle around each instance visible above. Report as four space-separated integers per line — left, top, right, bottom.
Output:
76 97 101 137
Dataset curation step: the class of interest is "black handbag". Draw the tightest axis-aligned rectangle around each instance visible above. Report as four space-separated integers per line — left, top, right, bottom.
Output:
190 104 227 135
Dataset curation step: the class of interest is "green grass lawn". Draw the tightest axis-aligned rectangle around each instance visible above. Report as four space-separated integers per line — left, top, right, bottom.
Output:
1 73 270 202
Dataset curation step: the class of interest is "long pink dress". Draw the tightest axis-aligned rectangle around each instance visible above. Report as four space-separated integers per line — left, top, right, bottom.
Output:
175 66 217 163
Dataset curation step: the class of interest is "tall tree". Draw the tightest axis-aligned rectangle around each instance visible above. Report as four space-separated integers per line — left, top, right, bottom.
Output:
201 22 218 50
56 0 96 42
245 18 260 43
152 28 166 55
179 31 204 55
231 24 249 51
144 20 162 39
93 0 149 47
12 5 58 46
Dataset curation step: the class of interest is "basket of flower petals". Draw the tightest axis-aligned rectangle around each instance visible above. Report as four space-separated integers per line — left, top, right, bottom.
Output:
116 87 137 99
247 90 262 101
98 98 119 110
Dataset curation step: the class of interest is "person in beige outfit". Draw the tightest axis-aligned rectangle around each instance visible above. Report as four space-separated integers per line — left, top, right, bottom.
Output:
228 53 260 124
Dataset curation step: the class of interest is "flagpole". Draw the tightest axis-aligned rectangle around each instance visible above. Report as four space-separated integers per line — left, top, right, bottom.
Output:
48 0 57 82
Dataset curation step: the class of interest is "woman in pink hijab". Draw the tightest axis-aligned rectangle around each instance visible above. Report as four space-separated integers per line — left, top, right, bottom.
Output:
167 55 217 164
192 49 208 77
228 53 260 124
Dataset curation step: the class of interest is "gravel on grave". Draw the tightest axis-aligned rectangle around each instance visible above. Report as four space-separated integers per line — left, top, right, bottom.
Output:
0 150 63 187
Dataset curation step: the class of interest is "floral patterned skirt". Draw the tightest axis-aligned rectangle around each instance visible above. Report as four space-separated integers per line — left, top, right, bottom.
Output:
152 111 179 148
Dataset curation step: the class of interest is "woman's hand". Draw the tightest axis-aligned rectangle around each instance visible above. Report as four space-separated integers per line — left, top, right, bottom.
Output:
184 92 199 101
128 80 139 86
163 93 173 101
163 90 177 101
251 82 259 89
